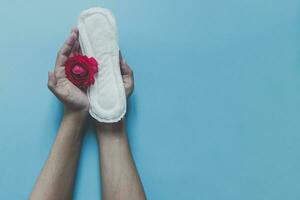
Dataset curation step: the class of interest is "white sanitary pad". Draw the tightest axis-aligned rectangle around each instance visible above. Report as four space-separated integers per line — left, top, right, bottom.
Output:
78 7 126 123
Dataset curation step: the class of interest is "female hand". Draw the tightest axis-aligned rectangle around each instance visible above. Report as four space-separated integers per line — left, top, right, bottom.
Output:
120 52 134 98
47 28 89 113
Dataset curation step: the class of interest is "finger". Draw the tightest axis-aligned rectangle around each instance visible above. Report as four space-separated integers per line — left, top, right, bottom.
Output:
119 50 125 70
71 40 80 56
59 30 77 58
119 51 132 76
55 30 78 67
60 30 77 56
71 27 79 35
121 59 133 77
78 44 82 55
119 50 123 62
55 67 66 79
71 28 81 55
48 71 57 90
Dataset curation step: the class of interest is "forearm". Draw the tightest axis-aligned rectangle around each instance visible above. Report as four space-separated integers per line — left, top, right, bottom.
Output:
96 120 146 200
30 109 87 200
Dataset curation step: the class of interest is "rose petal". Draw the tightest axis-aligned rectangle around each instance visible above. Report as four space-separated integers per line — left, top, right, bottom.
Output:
72 65 88 76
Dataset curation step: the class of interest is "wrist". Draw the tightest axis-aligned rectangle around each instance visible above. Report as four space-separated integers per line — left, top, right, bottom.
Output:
63 108 88 124
95 119 126 137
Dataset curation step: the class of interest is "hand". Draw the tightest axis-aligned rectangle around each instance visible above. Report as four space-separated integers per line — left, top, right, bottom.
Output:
48 28 89 113
120 52 134 98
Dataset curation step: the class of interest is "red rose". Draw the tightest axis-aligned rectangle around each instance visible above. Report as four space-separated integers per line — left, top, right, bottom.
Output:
65 54 98 89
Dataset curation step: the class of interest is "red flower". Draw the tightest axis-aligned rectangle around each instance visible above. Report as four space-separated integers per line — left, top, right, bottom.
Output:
65 54 98 89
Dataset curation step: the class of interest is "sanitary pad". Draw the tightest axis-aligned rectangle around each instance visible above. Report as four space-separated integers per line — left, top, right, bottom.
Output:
78 7 126 123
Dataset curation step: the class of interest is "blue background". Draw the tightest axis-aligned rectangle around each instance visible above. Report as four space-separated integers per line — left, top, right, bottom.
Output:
1 0 300 199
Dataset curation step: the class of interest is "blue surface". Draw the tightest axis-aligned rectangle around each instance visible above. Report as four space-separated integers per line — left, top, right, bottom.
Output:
1 0 300 199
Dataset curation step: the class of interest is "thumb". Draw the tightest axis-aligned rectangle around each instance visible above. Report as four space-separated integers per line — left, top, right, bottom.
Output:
47 71 57 90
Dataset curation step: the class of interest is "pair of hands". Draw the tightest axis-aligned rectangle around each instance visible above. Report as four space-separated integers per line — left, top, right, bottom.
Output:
30 30 144 200
48 28 134 115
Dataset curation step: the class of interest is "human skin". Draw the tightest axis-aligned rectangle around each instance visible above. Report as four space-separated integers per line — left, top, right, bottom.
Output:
96 55 146 200
30 29 146 200
30 28 89 200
